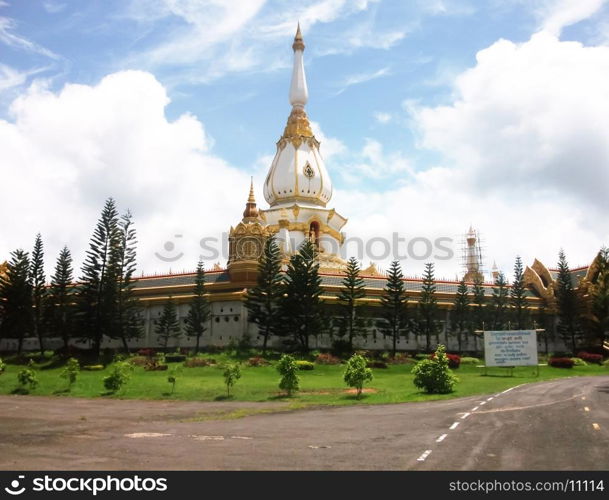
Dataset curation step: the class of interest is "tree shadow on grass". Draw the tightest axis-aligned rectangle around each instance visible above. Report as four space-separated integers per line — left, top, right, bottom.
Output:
214 395 234 401
342 393 371 401
10 387 29 395
267 393 296 401
53 388 70 395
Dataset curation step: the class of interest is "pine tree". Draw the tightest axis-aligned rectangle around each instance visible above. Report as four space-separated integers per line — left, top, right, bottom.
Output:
184 259 211 353
535 297 552 356
30 233 46 355
337 257 366 350
113 210 142 352
556 250 580 354
418 262 439 352
471 275 486 352
587 247 609 349
77 198 121 358
0 250 33 354
278 239 323 351
510 255 529 329
452 279 470 353
245 236 283 353
379 260 408 357
156 298 181 349
47 246 75 351
489 271 509 330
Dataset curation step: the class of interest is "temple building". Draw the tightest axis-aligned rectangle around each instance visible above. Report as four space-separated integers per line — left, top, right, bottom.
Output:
0 27 599 353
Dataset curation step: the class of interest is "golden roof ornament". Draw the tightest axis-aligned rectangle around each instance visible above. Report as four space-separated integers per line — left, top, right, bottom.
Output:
242 177 260 220
292 22 305 52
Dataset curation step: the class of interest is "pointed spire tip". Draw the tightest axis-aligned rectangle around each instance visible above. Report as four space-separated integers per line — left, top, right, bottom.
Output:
293 22 305 51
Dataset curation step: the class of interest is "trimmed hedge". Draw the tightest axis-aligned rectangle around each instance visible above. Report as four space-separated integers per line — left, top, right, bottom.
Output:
295 360 315 371
577 352 603 365
549 357 574 368
83 365 104 371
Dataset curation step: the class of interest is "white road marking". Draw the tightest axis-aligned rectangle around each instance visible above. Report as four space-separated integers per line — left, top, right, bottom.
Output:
308 445 331 449
582 396 586 400
449 422 460 430
436 434 447 443
192 435 224 441
592 423 600 431
480 401 486 406
124 433 172 439
231 436 253 440
461 412 471 420
487 397 494 401
417 450 432 462
471 406 479 412
501 387 514 394
584 407 590 412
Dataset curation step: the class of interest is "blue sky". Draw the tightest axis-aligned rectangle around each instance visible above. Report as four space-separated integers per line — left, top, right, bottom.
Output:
1 0 608 279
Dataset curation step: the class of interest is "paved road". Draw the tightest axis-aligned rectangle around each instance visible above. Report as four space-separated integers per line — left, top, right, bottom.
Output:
0 376 607 470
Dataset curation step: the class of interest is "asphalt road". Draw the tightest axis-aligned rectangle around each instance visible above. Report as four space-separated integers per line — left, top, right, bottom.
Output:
0 376 607 470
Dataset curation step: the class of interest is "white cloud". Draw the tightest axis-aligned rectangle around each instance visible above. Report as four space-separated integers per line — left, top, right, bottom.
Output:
535 0 607 36
0 16 59 60
0 71 253 275
335 67 390 95
413 32 609 213
42 1 67 14
322 31 609 278
373 111 391 124
121 0 397 83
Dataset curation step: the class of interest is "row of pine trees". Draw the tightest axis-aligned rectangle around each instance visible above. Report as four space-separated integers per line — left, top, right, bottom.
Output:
2 197 607 356
246 237 609 355
0 198 211 358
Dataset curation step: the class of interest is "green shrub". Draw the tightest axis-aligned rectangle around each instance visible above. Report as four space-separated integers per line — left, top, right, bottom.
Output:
413 353 429 361
165 354 186 363
344 354 373 399
460 357 482 365
571 357 588 367
223 364 241 397
0 358 5 375
183 358 215 368
411 345 458 394
295 360 315 371
60 358 80 388
17 368 38 391
83 364 104 371
168 365 182 395
277 354 299 396
103 362 132 393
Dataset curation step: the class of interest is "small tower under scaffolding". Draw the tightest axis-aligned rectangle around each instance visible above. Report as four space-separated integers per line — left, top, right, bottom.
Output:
461 226 485 282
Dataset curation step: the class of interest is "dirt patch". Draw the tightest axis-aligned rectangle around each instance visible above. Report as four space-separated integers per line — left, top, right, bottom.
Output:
344 388 378 395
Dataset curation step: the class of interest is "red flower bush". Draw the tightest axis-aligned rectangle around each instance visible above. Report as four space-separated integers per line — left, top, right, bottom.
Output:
549 357 574 368
430 352 461 369
577 352 603 365
247 356 270 367
315 353 341 365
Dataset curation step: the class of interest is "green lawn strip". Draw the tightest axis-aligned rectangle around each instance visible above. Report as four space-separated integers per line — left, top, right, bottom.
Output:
0 358 606 408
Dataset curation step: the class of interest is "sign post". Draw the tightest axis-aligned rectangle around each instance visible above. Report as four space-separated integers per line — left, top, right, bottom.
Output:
483 330 539 375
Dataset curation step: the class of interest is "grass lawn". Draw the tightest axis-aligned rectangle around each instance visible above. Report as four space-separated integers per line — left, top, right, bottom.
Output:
0 354 607 407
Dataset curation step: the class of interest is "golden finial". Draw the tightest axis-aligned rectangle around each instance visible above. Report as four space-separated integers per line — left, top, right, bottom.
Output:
248 176 256 203
243 178 259 220
292 22 305 51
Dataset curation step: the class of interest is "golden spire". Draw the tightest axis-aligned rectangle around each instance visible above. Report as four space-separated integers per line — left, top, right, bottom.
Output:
292 22 305 52
248 176 256 203
243 178 259 220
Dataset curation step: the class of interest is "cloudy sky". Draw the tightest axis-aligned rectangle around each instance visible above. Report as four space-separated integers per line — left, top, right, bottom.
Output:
1 0 608 281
